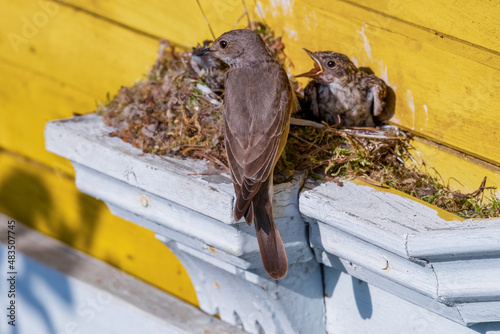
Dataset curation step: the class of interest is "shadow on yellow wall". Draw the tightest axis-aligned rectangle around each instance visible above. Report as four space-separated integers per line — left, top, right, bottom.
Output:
0 150 198 305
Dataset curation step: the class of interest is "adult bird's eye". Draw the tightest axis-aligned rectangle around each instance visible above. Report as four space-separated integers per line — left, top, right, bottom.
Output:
327 61 335 68
220 40 228 49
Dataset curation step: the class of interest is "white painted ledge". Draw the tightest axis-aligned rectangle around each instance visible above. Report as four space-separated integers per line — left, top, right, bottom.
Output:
301 180 500 328
45 114 324 334
45 114 500 334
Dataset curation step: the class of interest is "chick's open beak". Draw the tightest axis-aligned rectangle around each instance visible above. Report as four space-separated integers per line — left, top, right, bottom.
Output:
295 48 323 78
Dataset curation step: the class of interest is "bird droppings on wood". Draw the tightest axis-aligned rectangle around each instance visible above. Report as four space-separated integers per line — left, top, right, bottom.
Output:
97 21 499 219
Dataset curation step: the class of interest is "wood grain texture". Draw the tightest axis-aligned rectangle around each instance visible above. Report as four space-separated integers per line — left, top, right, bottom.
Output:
197 0 253 37
45 114 236 224
433 258 500 302
345 0 500 53
45 115 325 334
77 166 313 268
44 111 500 328
320 254 469 326
309 222 438 297
0 151 198 306
407 219 500 260
0 61 91 176
0 1 159 167
0 1 158 99
1 0 498 187
62 0 212 46
301 179 461 256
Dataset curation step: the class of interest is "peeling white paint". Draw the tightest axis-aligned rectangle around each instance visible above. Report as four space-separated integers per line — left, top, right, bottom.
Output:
379 64 388 81
423 105 429 129
286 28 298 41
391 115 401 123
303 10 318 32
378 64 397 91
358 25 372 60
254 1 266 20
407 90 415 130
269 0 294 17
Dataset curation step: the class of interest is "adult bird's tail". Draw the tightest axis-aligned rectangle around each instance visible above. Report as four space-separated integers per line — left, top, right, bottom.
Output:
245 176 288 279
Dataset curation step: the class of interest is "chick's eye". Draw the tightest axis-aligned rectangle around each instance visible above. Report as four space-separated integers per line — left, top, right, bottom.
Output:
220 41 228 49
327 61 335 68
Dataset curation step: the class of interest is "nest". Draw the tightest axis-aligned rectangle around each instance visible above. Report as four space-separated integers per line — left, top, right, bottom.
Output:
98 22 499 219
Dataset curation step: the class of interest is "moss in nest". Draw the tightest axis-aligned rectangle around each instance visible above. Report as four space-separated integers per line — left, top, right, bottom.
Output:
98 21 499 219
280 124 499 219
98 40 227 167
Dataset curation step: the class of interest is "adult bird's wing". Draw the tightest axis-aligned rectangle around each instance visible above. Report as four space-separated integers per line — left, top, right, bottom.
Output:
224 63 293 223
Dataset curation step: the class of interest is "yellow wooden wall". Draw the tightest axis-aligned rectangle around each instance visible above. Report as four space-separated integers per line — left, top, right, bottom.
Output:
0 0 498 306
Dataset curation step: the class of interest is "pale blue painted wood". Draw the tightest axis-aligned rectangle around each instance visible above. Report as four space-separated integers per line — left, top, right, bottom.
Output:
407 220 500 259
324 267 500 334
0 245 201 334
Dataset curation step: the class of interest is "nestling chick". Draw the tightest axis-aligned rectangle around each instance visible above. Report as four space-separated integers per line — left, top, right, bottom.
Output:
297 49 394 127
191 40 228 91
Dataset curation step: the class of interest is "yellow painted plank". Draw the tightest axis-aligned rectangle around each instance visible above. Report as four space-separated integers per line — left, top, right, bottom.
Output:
0 150 198 306
61 0 213 46
0 61 90 176
0 0 159 100
66 0 258 43
410 137 500 197
0 1 160 167
345 0 500 53
258 0 500 166
197 0 254 37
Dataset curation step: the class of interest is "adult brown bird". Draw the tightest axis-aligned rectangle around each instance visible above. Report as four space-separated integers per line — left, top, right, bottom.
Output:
297 49 394 127
197 29 297 279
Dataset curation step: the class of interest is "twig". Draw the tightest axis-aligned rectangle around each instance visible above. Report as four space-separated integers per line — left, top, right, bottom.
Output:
289 132 331 154
290 117 325 128
453 177 496 199
195 0 216 40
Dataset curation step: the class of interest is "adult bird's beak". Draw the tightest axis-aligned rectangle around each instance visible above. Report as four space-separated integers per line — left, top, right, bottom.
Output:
194 47 213 56
295 48 323 78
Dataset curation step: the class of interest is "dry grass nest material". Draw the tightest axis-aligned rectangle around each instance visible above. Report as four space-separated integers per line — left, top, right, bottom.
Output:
98 22 499 219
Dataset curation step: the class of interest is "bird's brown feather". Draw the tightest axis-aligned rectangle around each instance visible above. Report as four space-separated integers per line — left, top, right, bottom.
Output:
224 64 292 222
252 175 288 279
206 29 295 279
